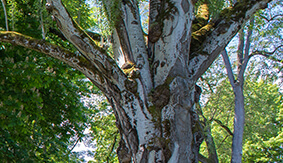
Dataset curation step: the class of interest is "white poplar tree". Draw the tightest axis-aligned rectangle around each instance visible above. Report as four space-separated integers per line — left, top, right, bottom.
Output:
0 0 273 162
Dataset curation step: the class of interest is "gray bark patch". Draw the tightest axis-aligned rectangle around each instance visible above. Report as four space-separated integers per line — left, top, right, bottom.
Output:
181 0 190 13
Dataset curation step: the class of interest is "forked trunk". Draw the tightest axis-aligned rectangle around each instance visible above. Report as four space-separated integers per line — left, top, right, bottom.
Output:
103 0 201 162
107 80 202 163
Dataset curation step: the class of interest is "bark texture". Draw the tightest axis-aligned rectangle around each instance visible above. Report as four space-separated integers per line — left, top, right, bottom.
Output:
0 0 272 162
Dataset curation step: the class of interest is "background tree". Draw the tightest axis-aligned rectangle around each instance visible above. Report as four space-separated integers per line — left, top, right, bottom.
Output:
199 74 283 162
221 1 282 161
0 0 274 162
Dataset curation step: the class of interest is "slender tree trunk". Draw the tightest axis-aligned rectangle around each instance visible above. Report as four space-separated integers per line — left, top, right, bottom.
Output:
39 0 46 39
231 84 245 163
222 50 246 163
222 16 254 162
197 100 218 163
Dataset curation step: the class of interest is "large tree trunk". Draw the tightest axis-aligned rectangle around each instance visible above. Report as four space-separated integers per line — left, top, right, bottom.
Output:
102 1 200 161
107 82 200 162
0 0 272 162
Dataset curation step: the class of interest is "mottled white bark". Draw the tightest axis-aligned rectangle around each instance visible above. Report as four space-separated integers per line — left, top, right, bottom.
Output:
45 0 127 91
149 0 194 86
102 0 152 94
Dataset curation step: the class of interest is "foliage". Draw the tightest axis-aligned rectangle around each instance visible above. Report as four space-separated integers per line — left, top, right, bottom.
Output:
251 0 283 82
0 0 98 162
0 41 95 163
198 1 283 160
195 0 227 19
242 80 283 162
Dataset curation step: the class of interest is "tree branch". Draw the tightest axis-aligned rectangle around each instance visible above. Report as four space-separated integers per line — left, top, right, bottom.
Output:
199 109 219 163
101 0 152 93
107 131 118 163
190 0 272 80
70 136 81 152
0 31 107 89
218 135 230 149
45 0 127 89
250 45 283 63
237 29 244 75
221 50 236 88
259 14 283 22
49 27 105 42
101 0 148 64
102 0 134 64
213 119 233 136
1 0 9 31
200 76 214 93
238 16 254 84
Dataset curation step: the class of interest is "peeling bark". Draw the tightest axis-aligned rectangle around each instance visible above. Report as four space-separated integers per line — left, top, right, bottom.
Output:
102 0 152 94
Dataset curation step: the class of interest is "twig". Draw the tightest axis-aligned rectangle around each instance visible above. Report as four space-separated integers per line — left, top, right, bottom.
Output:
250 45 283 63
259 14 283 22
213 119 233 136
218 135 229 149
70 136 81 152
200 76 214 93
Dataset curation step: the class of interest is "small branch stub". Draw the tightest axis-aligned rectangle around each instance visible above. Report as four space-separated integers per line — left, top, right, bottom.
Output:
45 3 54 12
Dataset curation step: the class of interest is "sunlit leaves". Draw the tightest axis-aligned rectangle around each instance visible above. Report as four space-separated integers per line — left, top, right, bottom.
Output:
0 42 96 161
